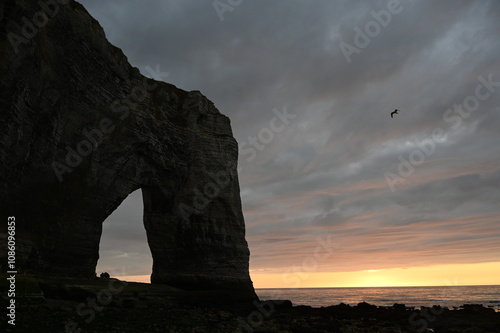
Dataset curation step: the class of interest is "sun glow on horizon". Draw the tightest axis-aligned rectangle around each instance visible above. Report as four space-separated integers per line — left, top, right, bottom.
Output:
108 262 500 288
250 262 500 288
116 275 151 283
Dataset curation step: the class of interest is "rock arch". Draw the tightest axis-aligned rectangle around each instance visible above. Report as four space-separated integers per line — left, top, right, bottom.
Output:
0 0 256 300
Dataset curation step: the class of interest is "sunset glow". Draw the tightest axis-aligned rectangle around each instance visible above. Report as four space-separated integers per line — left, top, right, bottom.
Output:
250 262 500 288
118 262 500 288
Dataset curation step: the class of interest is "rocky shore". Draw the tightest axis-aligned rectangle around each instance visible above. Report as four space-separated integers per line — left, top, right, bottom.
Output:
5 277 500 333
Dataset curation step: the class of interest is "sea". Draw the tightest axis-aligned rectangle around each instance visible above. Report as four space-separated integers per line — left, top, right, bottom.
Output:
256 285 500 311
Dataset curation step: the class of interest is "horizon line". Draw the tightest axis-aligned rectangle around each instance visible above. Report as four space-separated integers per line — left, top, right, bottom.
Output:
254 284 500 289
114 275 499 289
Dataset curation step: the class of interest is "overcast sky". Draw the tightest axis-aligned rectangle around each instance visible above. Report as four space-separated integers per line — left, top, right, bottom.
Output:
79 0 500 283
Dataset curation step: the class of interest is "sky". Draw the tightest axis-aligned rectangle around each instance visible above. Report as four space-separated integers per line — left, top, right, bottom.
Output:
78 0 500 288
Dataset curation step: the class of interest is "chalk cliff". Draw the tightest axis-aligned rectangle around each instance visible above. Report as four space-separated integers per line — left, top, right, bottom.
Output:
0 0 256 300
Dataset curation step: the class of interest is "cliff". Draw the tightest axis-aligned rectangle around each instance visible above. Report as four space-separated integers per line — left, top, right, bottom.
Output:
0 0 256 301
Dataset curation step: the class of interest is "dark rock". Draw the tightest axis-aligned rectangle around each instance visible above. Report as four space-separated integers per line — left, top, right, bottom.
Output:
392 303 407 311
0 0 256 301
460 303 495 314
65 286 97 302
269 299 293 310
356 301 378 310
432 304 443 311
295 305 313 310
38 281 95 302
325 302 352 311
335 302 351 309
122 298 139 309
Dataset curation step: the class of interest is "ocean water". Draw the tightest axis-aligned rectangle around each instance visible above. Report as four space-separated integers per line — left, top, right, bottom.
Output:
256 285 500 310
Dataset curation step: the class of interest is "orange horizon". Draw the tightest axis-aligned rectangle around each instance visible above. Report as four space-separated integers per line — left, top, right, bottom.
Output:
114 261 500 288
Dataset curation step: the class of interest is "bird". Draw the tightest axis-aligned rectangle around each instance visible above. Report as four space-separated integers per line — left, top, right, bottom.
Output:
390 109 399 118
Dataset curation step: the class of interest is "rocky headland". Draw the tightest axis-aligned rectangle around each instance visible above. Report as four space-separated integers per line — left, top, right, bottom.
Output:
0 0 255 301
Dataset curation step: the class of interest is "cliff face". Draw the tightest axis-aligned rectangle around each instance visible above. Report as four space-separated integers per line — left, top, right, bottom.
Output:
0 1 256 300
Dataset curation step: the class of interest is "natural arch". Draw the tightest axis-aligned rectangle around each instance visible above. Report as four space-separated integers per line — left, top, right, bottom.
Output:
0 0 256 301
96 189 151 282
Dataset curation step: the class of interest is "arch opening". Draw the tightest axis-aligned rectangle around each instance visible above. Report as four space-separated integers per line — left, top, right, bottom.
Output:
96 189 152 283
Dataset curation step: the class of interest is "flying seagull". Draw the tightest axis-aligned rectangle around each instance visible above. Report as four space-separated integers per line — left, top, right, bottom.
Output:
390 109 399 118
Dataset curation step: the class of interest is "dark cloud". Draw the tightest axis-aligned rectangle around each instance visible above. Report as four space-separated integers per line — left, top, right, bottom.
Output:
79 0 500 279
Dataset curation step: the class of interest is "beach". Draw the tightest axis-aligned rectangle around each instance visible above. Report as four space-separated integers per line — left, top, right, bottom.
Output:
6 278 500 333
